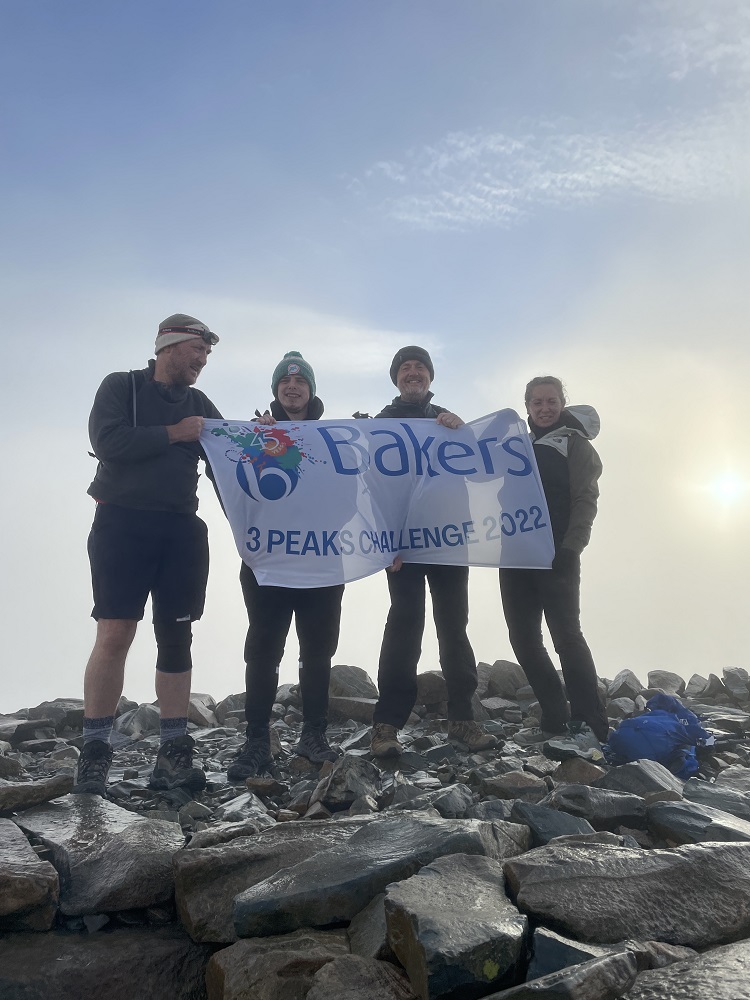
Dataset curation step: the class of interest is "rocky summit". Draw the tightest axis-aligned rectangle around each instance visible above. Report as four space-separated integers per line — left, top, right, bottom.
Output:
2 662 750 999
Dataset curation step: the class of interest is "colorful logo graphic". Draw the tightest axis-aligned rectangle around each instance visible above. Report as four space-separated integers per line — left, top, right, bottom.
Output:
210 423 313 501
287 363 300 374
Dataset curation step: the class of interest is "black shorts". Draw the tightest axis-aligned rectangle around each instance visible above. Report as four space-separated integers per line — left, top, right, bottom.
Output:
88 504 209 623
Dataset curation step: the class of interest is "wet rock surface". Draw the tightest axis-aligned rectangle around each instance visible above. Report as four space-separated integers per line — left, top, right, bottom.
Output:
0 661 749 998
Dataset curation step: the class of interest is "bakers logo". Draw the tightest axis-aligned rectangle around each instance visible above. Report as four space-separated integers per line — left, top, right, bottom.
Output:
209 423 312 501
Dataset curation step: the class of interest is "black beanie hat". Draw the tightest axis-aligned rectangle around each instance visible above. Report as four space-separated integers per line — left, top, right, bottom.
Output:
389 345 434 385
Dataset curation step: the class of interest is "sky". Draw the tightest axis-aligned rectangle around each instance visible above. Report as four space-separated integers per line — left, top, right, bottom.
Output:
1 0 748 713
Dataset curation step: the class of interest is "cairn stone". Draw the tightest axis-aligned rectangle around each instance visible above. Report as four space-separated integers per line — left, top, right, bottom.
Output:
0 771 74 813
0 818 59 931
329 664 379 699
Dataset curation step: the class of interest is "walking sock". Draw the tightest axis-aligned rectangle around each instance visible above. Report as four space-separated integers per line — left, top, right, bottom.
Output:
160 717 188 745
82 716 114 746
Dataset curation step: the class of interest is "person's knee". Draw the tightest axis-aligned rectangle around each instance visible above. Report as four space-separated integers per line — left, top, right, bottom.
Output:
154 619 193 674
95 619 137 656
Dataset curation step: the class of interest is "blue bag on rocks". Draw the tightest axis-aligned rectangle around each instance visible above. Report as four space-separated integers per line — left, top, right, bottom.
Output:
605 694 712 778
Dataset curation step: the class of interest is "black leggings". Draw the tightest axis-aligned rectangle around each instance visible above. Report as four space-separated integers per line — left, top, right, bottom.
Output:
499 561 608 740
240 563 344 729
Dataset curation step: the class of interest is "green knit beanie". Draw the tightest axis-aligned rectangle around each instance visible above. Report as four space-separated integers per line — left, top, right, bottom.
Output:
271 351 316 398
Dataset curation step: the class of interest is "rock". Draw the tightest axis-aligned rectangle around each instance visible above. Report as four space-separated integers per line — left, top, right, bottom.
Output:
329 664 379 700
723 667 750 704
647 800 750 843
608 698 636 720
526 928 691 980
214 791 276 827
175 820 372 943
646 671 685 696
485 660 527 700
327 697 378 724
481 697 520 719
539 785 647 830
510 802 595 846
553 758 607 786
0 716 56 746
594 760 684 798
0 925 212 1000
0 771 74 813
682 776 750 822
0 818 59 930
0 754 25 778
716 764 750 794
112 703 160 738
348 893 396 962
385 853 527 998
480 771 549 802
28 698 85 730
467 800 515 822
188 693 219 728
486 951 638 999
186 820 263 849
233 814 530 938
306 954 418 1000
214 693 246 725
504 840 750 948
311 756 382 812
685 673 709 699
607 670 644 701
390 782 475 819
623 937 750 999
416 671 448 711
14 795 184 916
205 928 350 1000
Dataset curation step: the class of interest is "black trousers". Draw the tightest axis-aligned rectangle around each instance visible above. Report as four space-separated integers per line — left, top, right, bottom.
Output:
374 563 478 728
240 564 344 730
499 561 608 740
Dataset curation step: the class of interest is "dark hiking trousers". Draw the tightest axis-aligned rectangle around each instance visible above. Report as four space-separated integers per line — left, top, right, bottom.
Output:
374 563 478 728
499 561 608 741
240 564 344 729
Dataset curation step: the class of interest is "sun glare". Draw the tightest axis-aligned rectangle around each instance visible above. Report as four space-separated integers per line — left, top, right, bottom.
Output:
707 474 750 504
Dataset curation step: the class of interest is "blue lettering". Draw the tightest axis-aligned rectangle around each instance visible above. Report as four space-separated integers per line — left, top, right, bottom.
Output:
317 425 369 475
372 429 410 477
359 530 372 554
408 527 423 549
423 525 441 548
301 531 321 556
503 436 532 476
462 520 478 544
441 524 463 546
285 530 301 554
437 440 477 475
401 423 438 478
322 531 340 556
476 436 499 474
340 529 354 556
267 529 284 552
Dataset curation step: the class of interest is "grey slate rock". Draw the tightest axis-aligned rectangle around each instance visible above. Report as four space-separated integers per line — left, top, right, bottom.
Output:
716 764 750 794
233 814 530 938
487 660 527 699
485 951 638 999
0 818 59 931
608 698 636 720
175 820 372 943
504 840 750 948
306 954 418 1000
28 698 85 730
205 928 350 1000
528 927 697 981
0 925 212 1000
14 795 184 916
623 937 750 999
607 670 644 702
646 671 685 696
311 755 382 812
467 799 515 822
647 799 750 843
330 663 380 699
0 771 74 813
539 785 647 830
723 666 750 704
214 790 276 827
685 673 709 699
682 776 750 822
112 702 160 738
594 760 684 798
348 892 396 962
385 853 527 999
327 696 378 723
510 801 596 846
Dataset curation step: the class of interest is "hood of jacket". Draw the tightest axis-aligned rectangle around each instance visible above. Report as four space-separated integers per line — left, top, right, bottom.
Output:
269 396 325 421
530 405 600 456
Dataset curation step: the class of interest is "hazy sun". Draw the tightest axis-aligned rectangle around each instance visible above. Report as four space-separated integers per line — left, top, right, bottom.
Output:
707 474 749 504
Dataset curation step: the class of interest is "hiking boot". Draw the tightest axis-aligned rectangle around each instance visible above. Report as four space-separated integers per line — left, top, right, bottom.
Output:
544 722 605 763
149 734 206 791
294 723 339 764
512 726 565 746
227 730 273 782
370 723 402 758
448 720 501 752
72 739 113 796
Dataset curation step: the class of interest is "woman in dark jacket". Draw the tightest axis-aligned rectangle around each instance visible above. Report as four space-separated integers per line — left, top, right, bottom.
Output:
500 376 608 745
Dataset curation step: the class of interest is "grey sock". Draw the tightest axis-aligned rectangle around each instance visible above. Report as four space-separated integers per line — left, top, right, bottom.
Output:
82 716 114 745
159 716 188 746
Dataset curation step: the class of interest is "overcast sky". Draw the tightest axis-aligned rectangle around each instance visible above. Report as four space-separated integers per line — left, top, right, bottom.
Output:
1 0 748 713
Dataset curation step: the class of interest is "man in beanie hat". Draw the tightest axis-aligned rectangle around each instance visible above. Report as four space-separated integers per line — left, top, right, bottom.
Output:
227 350 344 779
73 313 222 797
369 347 499 758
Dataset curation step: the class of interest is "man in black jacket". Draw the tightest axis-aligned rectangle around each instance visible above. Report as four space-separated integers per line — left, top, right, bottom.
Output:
227 351 344 780
73 313 222 797
370 346 499 758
